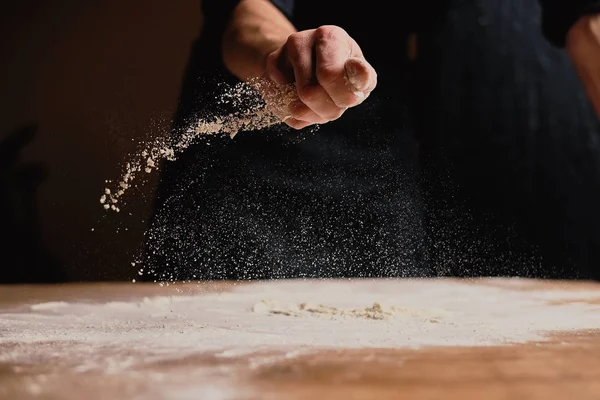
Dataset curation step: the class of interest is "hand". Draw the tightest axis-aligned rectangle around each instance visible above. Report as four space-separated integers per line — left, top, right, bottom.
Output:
263 25 377 129
566 14 600 118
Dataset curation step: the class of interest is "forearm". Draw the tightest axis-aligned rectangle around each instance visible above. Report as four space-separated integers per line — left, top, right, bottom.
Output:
222 0 296 81
566 15 600 117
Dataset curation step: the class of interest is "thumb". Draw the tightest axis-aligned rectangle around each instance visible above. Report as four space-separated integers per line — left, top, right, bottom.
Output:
344 57 376 96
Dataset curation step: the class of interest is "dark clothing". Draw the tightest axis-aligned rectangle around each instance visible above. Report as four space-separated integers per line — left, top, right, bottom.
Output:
142 0 600 281
415 2 600 278
203 0 600 48
201 1 434 69
143 61 428 280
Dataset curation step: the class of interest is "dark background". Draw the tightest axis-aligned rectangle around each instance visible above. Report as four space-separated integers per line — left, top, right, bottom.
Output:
0 1 201 282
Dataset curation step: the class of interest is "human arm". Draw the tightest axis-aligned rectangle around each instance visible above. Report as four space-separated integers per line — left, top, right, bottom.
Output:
566 15 600 117
218 0 377 129
540 1 600 117
222 0 296 81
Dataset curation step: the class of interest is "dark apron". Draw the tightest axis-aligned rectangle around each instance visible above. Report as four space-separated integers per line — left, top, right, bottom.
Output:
142 0 600 281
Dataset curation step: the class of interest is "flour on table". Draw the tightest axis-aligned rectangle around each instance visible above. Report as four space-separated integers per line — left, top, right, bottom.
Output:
251 300 444 322
2 279 600 400
3 279 600 354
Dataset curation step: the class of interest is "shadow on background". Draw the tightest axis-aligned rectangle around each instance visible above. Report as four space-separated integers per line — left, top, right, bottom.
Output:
0 125 64 283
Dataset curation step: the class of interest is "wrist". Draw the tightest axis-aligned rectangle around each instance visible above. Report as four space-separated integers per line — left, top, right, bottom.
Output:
222 26 283 79
221 0 295 81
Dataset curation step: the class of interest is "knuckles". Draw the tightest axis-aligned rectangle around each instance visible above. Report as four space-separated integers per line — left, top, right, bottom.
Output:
265 51 278 75
268 26 364 126
314 25 347 44
265 51 278 68
285 34 305 64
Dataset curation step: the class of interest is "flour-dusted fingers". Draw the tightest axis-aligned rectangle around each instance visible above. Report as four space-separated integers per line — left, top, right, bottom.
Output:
287 99 329 124
314 26 377 108
285 30 347 124
263 25 377 128
265 45 295 85
284 117 313 130
344 57 377 100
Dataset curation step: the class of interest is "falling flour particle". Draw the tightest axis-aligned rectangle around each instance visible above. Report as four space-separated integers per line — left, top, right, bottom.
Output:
100 77 298 211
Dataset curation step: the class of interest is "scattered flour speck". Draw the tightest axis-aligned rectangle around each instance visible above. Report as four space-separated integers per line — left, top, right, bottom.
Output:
99 78 298 211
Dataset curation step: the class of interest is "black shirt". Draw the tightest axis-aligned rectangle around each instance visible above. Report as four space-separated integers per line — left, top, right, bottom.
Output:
143 0 600 281
203 0 600 48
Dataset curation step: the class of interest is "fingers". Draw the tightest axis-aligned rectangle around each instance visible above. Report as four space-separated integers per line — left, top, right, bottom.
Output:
286 31 315 88
266 29 316 85
264 25 377 130
269 31 343 123
284 117 313 130
286 32 345 120
314 26 377 107
265 42 296 85
287 99 328 124
344 57 377 96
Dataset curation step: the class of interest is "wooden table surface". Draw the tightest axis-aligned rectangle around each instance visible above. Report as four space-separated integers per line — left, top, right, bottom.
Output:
1 278 600 400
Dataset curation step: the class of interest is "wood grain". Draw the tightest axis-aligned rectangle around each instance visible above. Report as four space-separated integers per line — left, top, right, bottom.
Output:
1 279 599 400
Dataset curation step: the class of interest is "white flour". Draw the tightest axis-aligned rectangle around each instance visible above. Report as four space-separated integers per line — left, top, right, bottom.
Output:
1 278 600 400
2 279 600 355
99 78 298 211
251 300 446 321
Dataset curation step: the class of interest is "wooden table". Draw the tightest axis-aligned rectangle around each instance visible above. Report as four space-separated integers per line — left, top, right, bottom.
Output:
1 278 599 400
